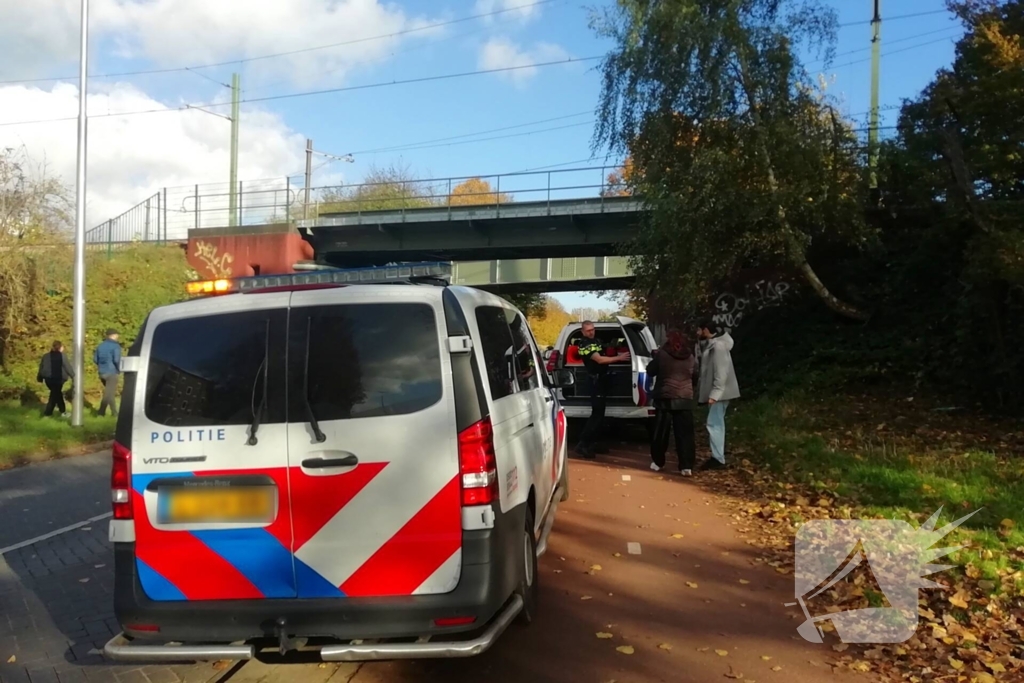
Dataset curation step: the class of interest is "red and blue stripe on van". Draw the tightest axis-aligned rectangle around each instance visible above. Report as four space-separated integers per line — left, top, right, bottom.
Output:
130 464 460 601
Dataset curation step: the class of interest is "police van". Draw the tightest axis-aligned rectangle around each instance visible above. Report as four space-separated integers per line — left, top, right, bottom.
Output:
103 263 573 663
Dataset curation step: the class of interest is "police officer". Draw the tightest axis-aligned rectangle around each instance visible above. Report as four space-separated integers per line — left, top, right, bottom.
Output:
574 321 630 459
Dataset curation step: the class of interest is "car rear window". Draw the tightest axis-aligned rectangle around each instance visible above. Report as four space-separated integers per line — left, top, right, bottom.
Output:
145 310 287 427
295 302 442 421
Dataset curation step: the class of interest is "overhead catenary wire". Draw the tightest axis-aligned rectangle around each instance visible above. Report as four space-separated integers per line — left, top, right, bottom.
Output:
0 56 601 128
826 35 959 71
345 111 593 156
837 8 950 28
0 0 561 86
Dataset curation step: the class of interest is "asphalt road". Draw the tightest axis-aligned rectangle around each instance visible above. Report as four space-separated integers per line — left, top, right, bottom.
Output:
0 445 853 683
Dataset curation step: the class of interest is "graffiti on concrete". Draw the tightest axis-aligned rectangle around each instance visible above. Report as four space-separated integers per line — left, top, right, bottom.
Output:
193 240 234 278
712 279 792 328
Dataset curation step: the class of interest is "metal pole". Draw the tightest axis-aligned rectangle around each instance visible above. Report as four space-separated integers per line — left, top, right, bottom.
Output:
228 73 240 227
285 176 291 222
868 0 881 197
238 181 243 226
144 197 151 241
194 184 199 229
303 139 313 220
162 187 168 243
71 0 89 427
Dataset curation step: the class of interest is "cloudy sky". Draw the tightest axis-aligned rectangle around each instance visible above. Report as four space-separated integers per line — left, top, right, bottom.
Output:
0 0 962 309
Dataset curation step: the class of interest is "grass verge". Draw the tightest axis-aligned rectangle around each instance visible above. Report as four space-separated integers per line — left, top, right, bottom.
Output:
0 402 115 469
730 391 1024 578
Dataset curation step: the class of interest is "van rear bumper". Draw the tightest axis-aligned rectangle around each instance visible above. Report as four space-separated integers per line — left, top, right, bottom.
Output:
111 504 525 645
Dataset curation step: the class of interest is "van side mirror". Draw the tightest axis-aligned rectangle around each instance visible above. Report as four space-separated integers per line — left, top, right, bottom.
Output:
551 369 575 388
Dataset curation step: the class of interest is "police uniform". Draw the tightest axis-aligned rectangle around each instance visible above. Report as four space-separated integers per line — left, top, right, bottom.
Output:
575 339 609 457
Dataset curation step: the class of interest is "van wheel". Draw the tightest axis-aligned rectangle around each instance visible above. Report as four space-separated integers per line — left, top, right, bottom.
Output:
515 508 539 625
558 458 570 502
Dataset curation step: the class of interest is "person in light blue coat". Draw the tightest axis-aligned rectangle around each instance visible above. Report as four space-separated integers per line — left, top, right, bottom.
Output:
695 319 740 470
93 329 122 417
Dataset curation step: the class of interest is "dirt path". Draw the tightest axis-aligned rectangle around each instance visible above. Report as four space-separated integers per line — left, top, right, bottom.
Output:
325 444 858 683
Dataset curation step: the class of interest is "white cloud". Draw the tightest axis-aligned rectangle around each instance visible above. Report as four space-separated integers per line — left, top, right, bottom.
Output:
0 82 307 237
478 38 569 86
474 0 542 24
0 0 440 88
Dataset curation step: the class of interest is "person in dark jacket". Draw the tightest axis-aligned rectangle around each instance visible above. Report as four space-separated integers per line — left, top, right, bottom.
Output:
647 329 697 476
37 340 75 417
93 329 122 417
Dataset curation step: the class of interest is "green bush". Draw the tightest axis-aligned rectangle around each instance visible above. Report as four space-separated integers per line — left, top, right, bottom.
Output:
1 245 192 402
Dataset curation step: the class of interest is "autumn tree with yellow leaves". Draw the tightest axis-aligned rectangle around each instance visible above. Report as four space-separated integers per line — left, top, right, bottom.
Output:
448 178 512 206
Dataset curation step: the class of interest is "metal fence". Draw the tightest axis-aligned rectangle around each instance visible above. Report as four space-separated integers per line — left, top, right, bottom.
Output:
84 166 628 245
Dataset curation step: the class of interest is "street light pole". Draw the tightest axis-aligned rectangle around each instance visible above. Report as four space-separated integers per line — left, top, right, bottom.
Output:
71 0 89 427
868 0 882 200
228 73 240 226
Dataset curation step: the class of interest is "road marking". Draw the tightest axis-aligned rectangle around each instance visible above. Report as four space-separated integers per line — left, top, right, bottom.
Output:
627 542 642 555
0 512 112 556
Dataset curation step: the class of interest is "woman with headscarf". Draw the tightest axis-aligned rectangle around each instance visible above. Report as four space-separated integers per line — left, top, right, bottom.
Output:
647 329 697 476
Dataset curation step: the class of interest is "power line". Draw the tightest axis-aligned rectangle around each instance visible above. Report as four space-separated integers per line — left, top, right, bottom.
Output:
837 8 950 28
361 120 596 154
346 111 593 155
824 35 959 72
807 25 961 66
0 56 601 128
0 0 560 86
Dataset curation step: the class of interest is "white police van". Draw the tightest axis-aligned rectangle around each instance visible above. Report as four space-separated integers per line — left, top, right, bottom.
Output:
104 263 572 663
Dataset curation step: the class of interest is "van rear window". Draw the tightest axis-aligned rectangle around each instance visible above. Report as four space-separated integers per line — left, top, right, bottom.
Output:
294 302 442 421
145 310 287 427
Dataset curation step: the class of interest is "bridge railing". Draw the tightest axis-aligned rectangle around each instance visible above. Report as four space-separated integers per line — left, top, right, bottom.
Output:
303 165 630 221
86 166 632 245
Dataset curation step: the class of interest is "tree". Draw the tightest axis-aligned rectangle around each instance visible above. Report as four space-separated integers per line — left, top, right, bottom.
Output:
448 178 512 206
503 292 546 318
528 297 573 348
591 0 872 320
314 163 436 214
600 158 635 197
0 147 70 347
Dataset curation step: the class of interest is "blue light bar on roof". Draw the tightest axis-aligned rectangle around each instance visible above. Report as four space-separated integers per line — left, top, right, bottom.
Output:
233 262 452 293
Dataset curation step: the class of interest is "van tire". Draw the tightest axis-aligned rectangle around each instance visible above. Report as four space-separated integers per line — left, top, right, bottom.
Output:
515 508 539 626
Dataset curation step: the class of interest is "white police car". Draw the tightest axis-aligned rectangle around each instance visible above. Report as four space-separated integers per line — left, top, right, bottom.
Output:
104 262 572 663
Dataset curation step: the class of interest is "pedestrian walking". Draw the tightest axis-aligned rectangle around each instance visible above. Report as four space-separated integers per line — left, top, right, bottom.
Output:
574 321 630 459
37 341 75 417
695 319 740 470
648 329 697 476
94 329 122 417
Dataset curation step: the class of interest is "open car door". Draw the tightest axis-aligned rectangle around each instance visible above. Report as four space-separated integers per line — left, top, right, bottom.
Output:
615 316 654 407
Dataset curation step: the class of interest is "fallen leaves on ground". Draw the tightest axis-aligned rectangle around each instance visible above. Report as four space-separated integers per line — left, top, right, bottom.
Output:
715 649 729 657
686 581 699 588
658 643 673 651
596 632 614 639
6 656 15 664
671 533 685 539
616 646 635 655
724 665 744 679
694 395 1024 683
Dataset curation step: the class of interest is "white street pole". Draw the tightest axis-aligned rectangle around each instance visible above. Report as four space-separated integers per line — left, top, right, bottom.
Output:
71 0 89 427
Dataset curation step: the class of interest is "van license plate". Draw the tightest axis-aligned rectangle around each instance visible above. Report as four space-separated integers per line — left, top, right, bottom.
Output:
159 487 274 524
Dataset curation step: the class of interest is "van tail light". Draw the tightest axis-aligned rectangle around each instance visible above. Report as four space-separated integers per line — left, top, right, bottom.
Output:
546 350 560 373
458 418 497 506
433 616 476 628
111 441 133 520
